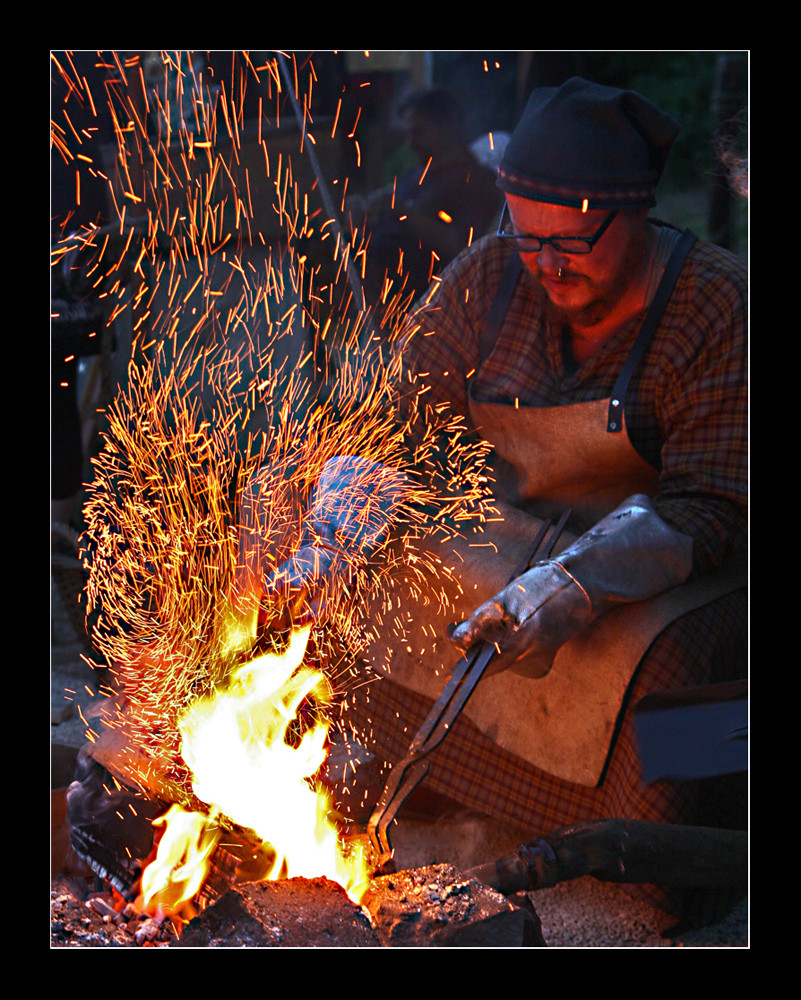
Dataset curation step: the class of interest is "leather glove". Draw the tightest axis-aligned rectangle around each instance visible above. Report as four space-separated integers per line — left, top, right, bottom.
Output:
262 455 408 625
449 494 694 678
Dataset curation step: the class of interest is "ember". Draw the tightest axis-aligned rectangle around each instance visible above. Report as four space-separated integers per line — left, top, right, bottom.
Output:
51 866 543 948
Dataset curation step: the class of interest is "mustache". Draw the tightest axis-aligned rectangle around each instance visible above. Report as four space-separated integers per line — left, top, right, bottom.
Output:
527 258 584 286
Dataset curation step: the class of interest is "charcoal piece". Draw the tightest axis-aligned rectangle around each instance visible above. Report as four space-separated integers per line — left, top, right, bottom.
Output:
172 876 380 948
361 863 545 947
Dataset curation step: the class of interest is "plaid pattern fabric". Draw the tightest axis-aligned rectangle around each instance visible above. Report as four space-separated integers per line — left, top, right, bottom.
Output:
402 227 748 576
351 589 746 829
347 588 747 914
366 225 748 915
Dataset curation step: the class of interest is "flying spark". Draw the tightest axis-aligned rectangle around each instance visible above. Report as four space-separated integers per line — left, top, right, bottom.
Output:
54 51 492 808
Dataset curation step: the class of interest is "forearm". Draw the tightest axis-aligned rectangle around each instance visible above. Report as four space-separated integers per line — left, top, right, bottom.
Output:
450 494 695 677
653 494 746 578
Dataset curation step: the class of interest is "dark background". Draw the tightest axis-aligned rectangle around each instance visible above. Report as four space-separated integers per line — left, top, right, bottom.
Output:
276 50 748 255
52 50 748 255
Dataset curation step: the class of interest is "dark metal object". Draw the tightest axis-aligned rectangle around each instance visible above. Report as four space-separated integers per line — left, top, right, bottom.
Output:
67 750 167 898
634 680 748 783
465 819 748 895
368 510 571 871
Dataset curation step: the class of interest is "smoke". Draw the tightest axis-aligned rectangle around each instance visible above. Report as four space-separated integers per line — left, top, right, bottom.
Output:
66 748 165 892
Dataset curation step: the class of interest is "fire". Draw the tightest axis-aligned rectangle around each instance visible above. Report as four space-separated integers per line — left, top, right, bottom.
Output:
137 625 370 917
138 804 221 917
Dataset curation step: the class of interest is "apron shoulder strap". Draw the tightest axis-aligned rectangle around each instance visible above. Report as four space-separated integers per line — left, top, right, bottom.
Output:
478 251 523 367
606 228 697 433
477 229 697 431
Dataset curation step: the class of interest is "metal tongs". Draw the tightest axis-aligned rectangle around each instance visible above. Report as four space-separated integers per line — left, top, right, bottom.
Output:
368 509 571 872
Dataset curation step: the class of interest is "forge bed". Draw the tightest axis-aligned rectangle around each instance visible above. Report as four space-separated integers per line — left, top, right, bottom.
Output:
51 585 748 948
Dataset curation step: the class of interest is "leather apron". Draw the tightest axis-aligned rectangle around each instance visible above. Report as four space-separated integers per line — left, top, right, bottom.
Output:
359 229 746 787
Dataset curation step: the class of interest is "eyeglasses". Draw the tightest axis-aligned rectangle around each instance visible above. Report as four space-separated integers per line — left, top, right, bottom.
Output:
496 203 618 254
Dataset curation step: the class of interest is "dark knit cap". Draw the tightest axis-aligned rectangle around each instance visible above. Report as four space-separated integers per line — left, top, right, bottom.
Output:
497 76 681 210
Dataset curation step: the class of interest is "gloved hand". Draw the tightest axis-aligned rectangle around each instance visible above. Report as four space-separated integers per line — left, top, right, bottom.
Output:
262 455 408 625
449 495 694 678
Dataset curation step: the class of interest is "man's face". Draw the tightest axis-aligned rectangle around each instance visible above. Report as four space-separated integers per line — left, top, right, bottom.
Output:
505 194 648 329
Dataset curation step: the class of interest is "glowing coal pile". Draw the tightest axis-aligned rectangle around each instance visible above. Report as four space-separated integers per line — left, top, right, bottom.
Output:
51 863 543 948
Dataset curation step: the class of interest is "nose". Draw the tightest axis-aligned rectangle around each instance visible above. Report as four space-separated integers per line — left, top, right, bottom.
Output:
536 243 569 274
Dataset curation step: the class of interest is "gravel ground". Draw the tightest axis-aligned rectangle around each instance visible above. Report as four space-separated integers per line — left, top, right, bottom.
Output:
387 814 749 948
51 582 748 948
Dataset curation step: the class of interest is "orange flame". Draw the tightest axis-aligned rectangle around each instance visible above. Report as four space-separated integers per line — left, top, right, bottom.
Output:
137 626 370 916
138 804 221 918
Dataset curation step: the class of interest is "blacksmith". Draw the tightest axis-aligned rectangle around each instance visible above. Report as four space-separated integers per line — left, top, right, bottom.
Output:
260 77 747 919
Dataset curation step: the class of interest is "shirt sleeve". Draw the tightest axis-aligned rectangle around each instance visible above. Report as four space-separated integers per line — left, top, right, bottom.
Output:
650 244 748 575
398 239 502 419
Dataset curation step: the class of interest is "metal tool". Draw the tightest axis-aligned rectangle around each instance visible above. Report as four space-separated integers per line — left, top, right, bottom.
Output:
368 509 571 871
464 818 748 894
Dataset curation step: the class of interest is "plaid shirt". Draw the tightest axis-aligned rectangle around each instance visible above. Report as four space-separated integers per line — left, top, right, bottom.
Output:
400 224 748 575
